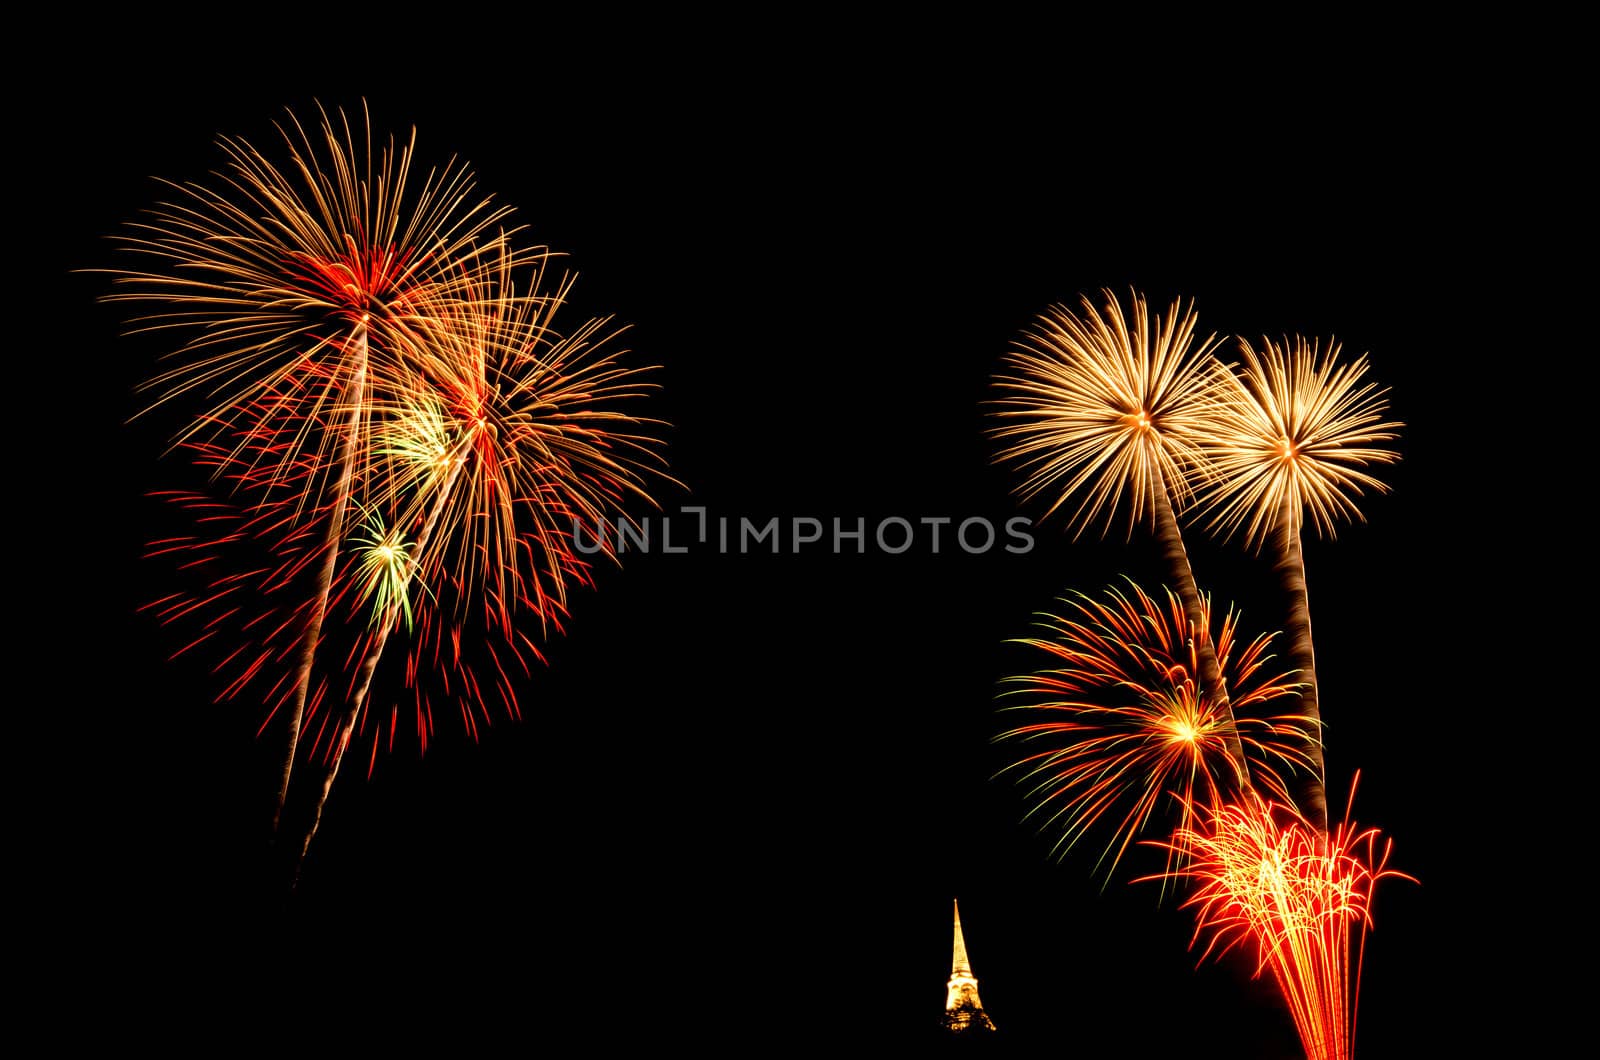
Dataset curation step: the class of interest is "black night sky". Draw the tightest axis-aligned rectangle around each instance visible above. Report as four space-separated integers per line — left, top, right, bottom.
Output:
35 26 1570 1056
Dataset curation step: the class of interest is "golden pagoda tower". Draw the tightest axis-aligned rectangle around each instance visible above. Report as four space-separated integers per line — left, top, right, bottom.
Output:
941 898 996 1033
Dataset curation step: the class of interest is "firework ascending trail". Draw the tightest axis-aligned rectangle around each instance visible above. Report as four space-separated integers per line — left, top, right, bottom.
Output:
1150 786 1411 1060
1199 338 1401 828
114 103 671 870
996 582 1313 879
991 290 1253 784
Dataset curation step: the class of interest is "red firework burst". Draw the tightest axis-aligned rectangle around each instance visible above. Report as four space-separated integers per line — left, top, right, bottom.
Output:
1151 784 1413 1060
996 581 1314 879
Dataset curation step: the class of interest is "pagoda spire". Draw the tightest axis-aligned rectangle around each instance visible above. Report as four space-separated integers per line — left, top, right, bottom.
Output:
952 898 972 976
942 898 996 1033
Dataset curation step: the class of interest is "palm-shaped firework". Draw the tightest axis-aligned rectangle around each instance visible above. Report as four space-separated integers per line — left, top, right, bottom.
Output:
1198 337 1401 829
114 104 669 870
991 289 1253 785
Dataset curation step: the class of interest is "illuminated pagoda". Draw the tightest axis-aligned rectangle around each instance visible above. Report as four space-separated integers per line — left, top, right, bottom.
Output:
941 899 996 1034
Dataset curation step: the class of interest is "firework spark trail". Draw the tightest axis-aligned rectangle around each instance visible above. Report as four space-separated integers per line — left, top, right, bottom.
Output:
991 290 1252 782
996 581 1312 880
297 447 468 869
1200 337 1401 828
1148 786 1411 1060
272 323 367 829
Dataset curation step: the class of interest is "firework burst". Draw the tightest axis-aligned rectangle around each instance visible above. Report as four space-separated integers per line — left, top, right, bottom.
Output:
104 102 548 824
116 104 671 869
104 101 544 485
352 511 419 632
996 582 1313 879
992 289 1226 535
1151 787 1411 1060
1200 337 1401 827
376 250 669 632
1202 337 1401 548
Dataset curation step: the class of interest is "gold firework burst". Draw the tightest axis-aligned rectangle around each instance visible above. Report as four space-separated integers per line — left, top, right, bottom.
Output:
1201 336 1402 547
991 289 1226 537
352 511 419 631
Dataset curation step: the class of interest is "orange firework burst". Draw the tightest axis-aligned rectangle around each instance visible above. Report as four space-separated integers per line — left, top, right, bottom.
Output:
105 101 535 474
1152 788 1412 1060
373 249 668 634
144 248 669 865
1199 336 1401 829
105 102 545 826
996 582 1314 878
117 104 671 869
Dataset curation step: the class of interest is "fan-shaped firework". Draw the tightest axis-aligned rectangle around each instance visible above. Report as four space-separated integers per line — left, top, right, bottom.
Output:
1200 337 1401 828
996 582 1313 878
1151 789 1410 1060
991 289 1250 780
